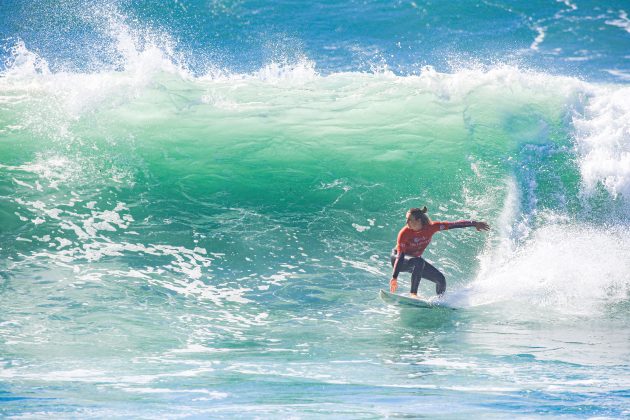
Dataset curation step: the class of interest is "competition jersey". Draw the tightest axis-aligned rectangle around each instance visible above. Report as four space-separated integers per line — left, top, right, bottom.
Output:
396 221 474 257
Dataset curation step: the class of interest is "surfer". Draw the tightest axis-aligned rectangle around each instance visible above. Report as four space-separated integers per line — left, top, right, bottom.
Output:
390 207 489 296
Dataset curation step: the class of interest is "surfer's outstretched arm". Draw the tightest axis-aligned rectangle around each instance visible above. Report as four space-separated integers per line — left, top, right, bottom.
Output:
439 220 490 231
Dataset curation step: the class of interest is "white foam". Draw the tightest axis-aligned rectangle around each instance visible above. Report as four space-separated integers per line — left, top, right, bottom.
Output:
168 344 231 354
3 155 76 190
0 8 189 123
604 69 630 81
2 40 51 77
335 256 386 276
605 10 630 34
352 223 371 232
0 368 107 381
530 26 546 51
200 56 318 85
120 387 228 399
468 224 630 314
556 0 578 12
253 59 318 84
573 85 630 199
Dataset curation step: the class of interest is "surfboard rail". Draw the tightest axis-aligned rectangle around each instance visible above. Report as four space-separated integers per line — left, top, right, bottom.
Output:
379 289 455 309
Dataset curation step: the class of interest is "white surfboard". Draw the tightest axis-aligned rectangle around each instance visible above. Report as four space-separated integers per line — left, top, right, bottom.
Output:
379 289 455 309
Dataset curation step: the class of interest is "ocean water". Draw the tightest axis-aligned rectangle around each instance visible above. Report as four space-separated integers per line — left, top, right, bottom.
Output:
1 0 629 418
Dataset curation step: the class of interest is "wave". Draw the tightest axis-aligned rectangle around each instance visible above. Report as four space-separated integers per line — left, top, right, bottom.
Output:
2 37 629 200
1 37 629 318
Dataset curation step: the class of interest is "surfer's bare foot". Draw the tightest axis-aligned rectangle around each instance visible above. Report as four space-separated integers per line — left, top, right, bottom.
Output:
409 293 418 297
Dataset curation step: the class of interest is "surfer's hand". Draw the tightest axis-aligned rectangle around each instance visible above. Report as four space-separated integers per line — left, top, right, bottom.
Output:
389 278 398 293
474 221 490 231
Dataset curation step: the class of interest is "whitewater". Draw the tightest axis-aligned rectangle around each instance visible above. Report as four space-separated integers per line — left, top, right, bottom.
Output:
1 0 629 418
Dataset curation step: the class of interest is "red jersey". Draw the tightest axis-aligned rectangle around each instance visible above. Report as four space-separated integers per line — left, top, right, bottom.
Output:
396 221 474 257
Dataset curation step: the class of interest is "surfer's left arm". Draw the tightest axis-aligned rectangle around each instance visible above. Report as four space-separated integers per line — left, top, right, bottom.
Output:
439 220 490 231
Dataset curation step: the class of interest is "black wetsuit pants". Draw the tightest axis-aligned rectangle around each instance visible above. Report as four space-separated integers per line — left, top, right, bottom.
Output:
390 250 446 295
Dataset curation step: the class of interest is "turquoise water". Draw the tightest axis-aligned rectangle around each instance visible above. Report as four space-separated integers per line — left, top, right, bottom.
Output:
1 1 629 418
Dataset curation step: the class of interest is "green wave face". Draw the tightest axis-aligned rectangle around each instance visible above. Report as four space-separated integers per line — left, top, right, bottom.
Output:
0 65 621 287
1 65 628 361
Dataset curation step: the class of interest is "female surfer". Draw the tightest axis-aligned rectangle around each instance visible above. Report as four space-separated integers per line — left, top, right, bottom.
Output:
390 207 490 297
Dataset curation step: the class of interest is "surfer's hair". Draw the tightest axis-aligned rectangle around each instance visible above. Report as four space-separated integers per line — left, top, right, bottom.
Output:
408 206 430 225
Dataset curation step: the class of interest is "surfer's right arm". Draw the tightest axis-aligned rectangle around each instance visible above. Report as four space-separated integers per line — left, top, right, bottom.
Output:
390 254 404 292
390 228 409 292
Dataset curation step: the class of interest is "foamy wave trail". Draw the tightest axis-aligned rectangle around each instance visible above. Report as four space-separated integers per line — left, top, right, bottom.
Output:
1 8 629 417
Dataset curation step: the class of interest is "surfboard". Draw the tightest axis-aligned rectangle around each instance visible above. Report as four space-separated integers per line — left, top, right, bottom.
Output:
379 289 454 309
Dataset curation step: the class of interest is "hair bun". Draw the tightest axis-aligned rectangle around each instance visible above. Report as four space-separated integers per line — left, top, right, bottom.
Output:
421 206 428 213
